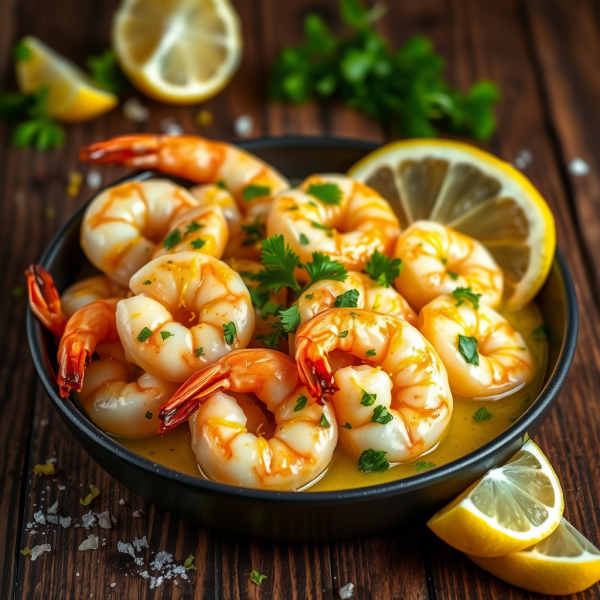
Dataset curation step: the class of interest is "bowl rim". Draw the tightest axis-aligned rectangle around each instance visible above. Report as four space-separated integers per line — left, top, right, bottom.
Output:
26 135 579 506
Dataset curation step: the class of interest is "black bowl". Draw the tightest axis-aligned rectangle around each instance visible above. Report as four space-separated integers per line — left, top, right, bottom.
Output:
27 136 578 541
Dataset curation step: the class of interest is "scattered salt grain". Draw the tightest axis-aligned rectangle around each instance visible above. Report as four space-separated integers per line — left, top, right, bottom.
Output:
46 515 59 525
47 501 58 515
59 516 72 528
102 540 107 547
82 510 96 529
110 583 116 588
160 117 184 135
339 582 355 599
87 170 103 190
132 510 145 518
40 419 49 427
568 157 589 176
150 551 173 571
150 576 164 590
79 535 99 551
58 485 66 491
30 544 51 561
133 536 149 552
123 97 150 122
76 573 79 577
139 570 149 579
74 523 81 528
117 541 136 558
47 457 57 463
33 511 46 525
97 510 112 529
135 556 144 566
118 499 125 506
111 515 117 524
234 115 253 138
513 149 533 170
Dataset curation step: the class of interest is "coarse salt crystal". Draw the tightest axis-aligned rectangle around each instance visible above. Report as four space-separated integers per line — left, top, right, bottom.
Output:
87 170 103 190
59 516 72 528
97 510 112 529
82 510 96 529
160 118 184 136
339 582 355 599
47 458 57 463
111 515 117 524
132 510 144 518
135 556 144 566
150 551 173 571
123 97 149 122
234 115 253 138
110 583 116 588
139 570 149 579
30 544 51 561
47 501 58 515
26 522 34 529
79 535 99 551
58 485 66 491
33 511 45 525
568 157 589 176
119 499 125 506
46 515 59 525
132 536 149 552
117 541 135 558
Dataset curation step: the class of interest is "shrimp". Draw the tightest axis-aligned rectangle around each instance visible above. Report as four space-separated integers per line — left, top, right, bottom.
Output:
80 134 291 259
418 295 534 399
80 179 228 286
295 309 452 463
60 275 128 318
116 252 254 382
225 257 289 351
158 349 337 491
266 174 400 275
394 220 503 311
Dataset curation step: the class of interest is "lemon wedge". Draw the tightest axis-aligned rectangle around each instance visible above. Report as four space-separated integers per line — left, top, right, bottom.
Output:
113 0 242 104
15 37 118 123
348 140 556 308
427 440 563 557
469 518 600 595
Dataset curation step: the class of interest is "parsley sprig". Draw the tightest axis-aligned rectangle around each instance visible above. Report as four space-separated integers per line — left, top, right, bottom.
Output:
269 0 499 139
363 250 402 287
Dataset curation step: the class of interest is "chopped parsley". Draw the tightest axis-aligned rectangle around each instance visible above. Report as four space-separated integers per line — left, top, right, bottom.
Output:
473 407 493 422
241 217 266 247
310 220 333 231
250 570 267 586
349 311 359 318
415 461 436 472
305 293 314 300
256 235 302 294
185 221 203 235
363 250 402 287
279 304 301 333
358 449 390 473
190 238 206 250
160 331 174 340
447 271 459 280
366 348 376 357
453 286 481 309
341 422 352 429
145 411 153 419
256 305 300 349
333 288 359 308
195 347 204 357
261 301 285 320
299 233 310 245
338 330 349 338
458 334 479 365
371 405 393 424
223 321 237 345
319 414 330 428
242 184 271 201
216 179 226 189
440 257 448 265
137 327 153 342
249 287 270 310
163 228 182 250
532 324 548 341
306 182 343 205
360 389 376 406
303 252 347 287
294 394 308 412
142 280 152 285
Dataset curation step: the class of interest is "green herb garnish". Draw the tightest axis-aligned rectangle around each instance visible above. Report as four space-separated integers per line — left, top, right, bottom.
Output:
190 238 206 250
294 394 308 412
360 389 376 406
195 347 204 358
185 221 203 235
143 280 152 285
160 331 174 340
163 228 182 250
342 422 352 429
415 461 436 472
241 217 266 247
242 184 271 201
338 330 349 338
447 271 459 280
183 555 197 570
223 321 237 345
363 250 402 287
299 233 310 245
371 405 393 424
532 324 548 341
358 449 390 473
334 288 359 308
250 570 267 586
366 348 376 357
86 49 130 94
306 182 343 205
137 327 152 342
473 407 493 422
319 414 330 428
458 334 479 365
453 287 481 309
145 411 153 419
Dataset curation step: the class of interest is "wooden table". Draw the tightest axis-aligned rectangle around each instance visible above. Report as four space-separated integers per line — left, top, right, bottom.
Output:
2 0 600 597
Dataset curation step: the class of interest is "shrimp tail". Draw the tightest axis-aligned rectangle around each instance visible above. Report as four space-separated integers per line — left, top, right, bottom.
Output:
26 264 67 337
57 334 92 397
296 355 337 404
79 134 161 168
158 362 231 433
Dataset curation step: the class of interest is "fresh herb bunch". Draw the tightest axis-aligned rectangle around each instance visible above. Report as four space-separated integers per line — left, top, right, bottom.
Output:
86 49 131 94
269 0 500 139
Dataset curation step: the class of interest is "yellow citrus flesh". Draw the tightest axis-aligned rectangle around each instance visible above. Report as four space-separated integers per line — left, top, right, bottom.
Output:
427 440 563 557
112 0 242 104
469 518 600 595
15 37 118 123
348 139 556 308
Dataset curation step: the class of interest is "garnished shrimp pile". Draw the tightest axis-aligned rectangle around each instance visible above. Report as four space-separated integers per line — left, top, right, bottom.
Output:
28 135 542 491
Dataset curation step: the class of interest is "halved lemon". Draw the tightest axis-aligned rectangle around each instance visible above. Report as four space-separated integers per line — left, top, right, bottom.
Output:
348 140 556 308
427 440 563 557
470 518 600 595
113 0 242 104
15 37 118 123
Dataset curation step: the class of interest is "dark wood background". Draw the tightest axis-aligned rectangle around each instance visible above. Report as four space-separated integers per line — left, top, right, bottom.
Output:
2 0 600 598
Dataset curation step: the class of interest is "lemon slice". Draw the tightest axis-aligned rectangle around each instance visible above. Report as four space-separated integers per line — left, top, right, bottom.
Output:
348 140 556 308
113 0 242 104
15 37 118 123
427 440 563 557
469 518 600 595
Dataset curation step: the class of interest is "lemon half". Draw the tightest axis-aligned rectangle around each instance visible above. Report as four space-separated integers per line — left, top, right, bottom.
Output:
113 0 242 104
427 440 563 557
15 37 118 122
348 140 556 308
470 518 600 595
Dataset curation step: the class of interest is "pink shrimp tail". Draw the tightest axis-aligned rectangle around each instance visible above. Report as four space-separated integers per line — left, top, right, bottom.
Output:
79 134 161 168
26 264 67 338
158 362 230 433
57 334 90 397
296 355 337 404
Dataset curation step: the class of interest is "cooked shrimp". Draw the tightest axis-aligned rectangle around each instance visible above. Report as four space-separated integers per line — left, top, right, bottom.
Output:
295 308 452 463
80 179 228 286
80 134 290 259
394 220 503 311
266 174 400 275
158 349 337 491
116 252 254 382
60 275 128 318
296 271 417 328
225 257 289 351
418 295 534 399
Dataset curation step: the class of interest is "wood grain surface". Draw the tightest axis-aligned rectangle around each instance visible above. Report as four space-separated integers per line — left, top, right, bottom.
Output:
1 0 599 598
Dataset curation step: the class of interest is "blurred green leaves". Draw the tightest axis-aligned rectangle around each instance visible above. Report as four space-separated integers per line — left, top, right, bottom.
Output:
270 0 500 139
